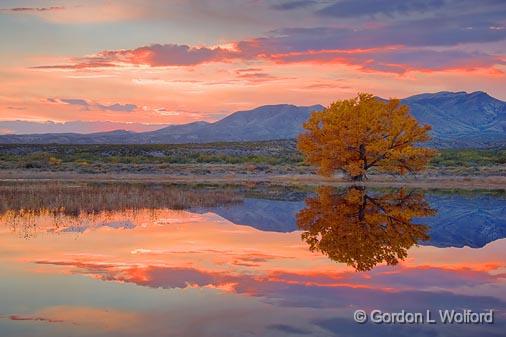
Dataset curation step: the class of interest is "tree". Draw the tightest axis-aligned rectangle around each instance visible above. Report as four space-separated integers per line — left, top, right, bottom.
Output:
296 187 435 271
297 93 437 181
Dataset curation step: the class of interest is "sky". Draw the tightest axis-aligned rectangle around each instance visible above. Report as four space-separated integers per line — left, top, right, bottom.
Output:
0 0 505 132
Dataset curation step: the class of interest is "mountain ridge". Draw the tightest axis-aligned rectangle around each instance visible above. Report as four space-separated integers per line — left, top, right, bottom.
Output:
0 91 504 148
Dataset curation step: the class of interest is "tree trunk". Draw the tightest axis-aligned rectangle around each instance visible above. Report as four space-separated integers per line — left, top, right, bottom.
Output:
352 174 364 182
349 144 367 181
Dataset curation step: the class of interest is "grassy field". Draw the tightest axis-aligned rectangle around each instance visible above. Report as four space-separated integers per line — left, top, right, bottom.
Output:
0 141 505 176
0 141 301 168
431 148 506 167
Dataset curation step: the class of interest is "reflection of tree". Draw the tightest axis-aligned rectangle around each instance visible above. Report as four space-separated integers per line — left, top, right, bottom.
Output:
297 187 436 271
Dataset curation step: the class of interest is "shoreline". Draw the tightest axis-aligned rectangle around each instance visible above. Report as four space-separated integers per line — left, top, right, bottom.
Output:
1 170 505 190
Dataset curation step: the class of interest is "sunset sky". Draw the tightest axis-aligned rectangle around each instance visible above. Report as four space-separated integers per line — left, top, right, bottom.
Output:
1 0 505 130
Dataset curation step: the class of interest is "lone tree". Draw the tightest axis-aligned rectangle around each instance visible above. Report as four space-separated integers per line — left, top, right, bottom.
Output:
297 93 437 181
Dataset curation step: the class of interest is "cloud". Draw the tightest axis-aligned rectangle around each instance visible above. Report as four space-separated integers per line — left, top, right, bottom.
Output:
32 61 117 70
8 315 64 324
1 6 64 12
235 68 280 82
262 16 506 52
317 0 445 18
98 44 239 67
271 0 317 10
34 44 240 69
60 98 88 106
1 3 141 24
34 40 505 75
31 4 506 74
270 47 506 73
49 98 137 113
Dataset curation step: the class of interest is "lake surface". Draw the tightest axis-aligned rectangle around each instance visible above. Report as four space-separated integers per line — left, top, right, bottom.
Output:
0 184 505 336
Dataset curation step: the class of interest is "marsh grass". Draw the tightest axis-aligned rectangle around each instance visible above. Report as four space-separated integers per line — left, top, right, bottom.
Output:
0 182 244 238
0 182 242 216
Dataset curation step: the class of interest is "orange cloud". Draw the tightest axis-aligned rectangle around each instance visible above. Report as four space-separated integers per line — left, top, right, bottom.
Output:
32 40 505 75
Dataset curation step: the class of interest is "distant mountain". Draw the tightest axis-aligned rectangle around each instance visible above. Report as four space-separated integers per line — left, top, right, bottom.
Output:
0 120 167 135
401 91 506 148
0 130 137 144
0 104 323 145
0 92 504 147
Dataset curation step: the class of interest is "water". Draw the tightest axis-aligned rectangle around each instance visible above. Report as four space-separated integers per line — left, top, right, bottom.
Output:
0 184 505 336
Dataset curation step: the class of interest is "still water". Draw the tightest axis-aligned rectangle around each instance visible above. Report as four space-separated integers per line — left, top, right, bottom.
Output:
0 183 505 336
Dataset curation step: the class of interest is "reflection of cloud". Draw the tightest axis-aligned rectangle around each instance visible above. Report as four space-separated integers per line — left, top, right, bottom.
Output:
269 265 506 290
268 323 312 335
5 306 140 330
33 260 506 314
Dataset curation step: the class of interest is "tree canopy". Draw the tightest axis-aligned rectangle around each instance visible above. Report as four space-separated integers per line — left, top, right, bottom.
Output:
297 93 437 180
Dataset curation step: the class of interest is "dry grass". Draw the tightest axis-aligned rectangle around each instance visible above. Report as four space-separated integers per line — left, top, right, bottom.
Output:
0 182 242 216
1 169 505 190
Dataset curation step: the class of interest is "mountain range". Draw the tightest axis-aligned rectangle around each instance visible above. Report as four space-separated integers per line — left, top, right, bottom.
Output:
1 91 505 148
0 120 166 135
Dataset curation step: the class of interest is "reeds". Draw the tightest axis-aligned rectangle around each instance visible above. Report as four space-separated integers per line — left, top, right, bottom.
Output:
0 182 242 216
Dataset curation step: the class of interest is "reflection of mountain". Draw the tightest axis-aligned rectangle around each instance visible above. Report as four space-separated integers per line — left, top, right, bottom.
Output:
202 192 506 249
193 198 305 232
424 194 506 248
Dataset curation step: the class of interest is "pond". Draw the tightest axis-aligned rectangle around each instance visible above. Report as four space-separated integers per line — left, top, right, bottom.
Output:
0 183 504 336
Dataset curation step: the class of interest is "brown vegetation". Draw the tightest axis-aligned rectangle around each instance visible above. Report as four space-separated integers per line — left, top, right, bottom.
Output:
0 182 242 217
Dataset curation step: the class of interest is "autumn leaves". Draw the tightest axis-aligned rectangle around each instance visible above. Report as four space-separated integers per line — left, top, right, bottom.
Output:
297 93 437 181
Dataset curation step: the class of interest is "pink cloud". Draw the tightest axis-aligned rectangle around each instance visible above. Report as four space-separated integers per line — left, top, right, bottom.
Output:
102 44 239 66
1 6 64 12
34 44 241 69
268 47 506 74
32 61 116 70
34 259 505 295
32 39 505 74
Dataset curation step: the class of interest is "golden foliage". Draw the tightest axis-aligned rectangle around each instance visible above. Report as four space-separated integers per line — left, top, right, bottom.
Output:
296 187 436 271
297 93 438 180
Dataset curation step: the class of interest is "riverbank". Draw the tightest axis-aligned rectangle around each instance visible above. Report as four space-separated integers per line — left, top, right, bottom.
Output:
1 169 505 190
